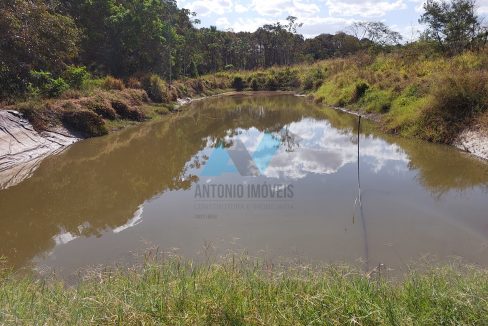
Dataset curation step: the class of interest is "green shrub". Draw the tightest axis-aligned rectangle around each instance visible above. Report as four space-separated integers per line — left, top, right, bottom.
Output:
64 66 90 89
302 75 315 91
232 76 245 91
351 82 369 103
189 61 199 78
141 74 168 103
361 88 393 113
29 70 69 98
265 76 279 91
46 77 69 97
274 68 301 89
46 78 69 98
250 78 259 91
62 109 108 137
29 70 55 88
302 68 325 91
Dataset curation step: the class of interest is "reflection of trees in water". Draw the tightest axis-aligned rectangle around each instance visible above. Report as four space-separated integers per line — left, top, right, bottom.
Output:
1 94 487 269
386 136 488 197
0 94 342 268
280 126 300 152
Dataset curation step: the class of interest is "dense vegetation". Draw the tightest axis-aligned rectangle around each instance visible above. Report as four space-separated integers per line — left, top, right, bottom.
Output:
0 0 368 99
0 0 487 143
1 257 487 324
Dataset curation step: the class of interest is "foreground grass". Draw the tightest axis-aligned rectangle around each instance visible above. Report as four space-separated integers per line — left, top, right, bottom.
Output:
1 258 487 325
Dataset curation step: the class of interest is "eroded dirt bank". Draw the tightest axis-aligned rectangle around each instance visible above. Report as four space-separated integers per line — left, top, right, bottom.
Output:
0 110 78 189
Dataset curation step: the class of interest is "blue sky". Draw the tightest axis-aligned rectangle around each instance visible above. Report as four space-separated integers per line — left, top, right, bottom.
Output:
176 0 488 40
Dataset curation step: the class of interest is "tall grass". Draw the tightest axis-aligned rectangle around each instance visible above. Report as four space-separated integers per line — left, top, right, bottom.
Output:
1 257 487 325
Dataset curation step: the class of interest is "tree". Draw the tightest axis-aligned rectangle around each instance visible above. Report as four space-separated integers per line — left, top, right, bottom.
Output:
349 21 403 46
304 33 361 60
419 0 487 53
0 0 80 98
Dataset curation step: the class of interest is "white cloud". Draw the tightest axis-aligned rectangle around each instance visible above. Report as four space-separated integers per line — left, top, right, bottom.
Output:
475 0 488 14
299 16 356 36
326 0 406 17
235 2 249 13
252 0 320 17
411 0 488 15
217 17 282 32
216 17 232 29
185 0 234 16
214 15 354 36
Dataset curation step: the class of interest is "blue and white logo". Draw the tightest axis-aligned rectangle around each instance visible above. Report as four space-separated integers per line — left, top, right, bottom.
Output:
201 132 281 176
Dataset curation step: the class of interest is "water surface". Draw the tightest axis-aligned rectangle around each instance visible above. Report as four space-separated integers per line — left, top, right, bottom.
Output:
1 94 487 276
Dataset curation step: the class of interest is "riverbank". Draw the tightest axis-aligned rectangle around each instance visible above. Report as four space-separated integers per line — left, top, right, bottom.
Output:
1 50 487 165
1 257 487 324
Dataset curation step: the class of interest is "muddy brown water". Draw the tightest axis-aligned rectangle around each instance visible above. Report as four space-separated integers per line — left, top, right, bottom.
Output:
1 94 488 277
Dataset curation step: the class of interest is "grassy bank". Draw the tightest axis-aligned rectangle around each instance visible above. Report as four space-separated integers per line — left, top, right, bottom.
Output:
3 49 487 143
216 49 488 144
1 257 487 325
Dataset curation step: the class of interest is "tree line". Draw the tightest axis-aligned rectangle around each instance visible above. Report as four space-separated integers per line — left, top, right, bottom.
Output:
0 0 486 100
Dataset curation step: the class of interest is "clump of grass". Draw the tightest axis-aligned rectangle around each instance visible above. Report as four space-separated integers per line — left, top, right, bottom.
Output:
142 74 169 103
417 70 488 143
0 258 487 325
265 75 279 91
231 76 245 91
102 76 125 91
84 98 117 120
126 77 142 89
61 109 108 137
16 101 51 131
302 67 325 91
250 78 259 91
273 68 301 89
111 100 146 121
360 88 394 113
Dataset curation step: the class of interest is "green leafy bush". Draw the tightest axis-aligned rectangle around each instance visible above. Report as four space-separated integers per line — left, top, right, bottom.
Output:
189 61 199 78
361 88 393 113
274 68 301 89
29 70 69 98
351 82 369 103
64 66 90 89
250 78 259 91
265 76 279 91
232 76 245 91
303 68 325 91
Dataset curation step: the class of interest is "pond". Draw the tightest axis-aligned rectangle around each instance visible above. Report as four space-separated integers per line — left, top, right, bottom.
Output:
1 93 488 277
